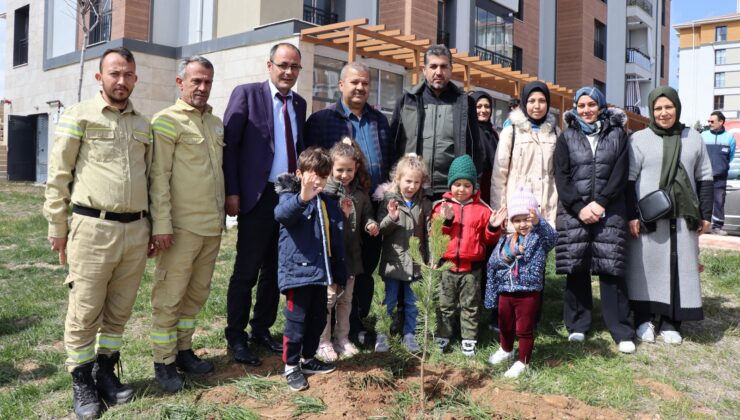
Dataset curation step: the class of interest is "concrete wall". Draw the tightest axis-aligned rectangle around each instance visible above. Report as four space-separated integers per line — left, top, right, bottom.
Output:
678 45 715 125
606 0 626 107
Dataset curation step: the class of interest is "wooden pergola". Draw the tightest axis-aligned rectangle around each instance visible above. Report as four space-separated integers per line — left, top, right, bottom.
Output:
300 18 648 131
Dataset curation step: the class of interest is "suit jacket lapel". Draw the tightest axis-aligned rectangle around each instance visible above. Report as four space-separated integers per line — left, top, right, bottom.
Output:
261 81 275 154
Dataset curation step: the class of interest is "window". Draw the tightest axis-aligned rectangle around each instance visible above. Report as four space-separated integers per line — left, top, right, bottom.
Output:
716 49 726 65
661 0 666 26
515 0 524 21
437 0 449 46
87 0 112 46
304 0 338 25
594 79 606 95
474 5 514 68
513 46 523 71
594 20 607 60
660 44 665 78
715 72 726 88
13 5 29 66
716 26 727 42
714 95 725 110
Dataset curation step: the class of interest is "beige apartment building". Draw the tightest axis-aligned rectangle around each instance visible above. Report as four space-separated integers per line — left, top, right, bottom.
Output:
3 0 661 182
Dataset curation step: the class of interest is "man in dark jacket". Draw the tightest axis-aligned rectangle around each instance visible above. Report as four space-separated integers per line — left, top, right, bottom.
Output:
304 62 395 342
390 44 483 199
701 111 736 235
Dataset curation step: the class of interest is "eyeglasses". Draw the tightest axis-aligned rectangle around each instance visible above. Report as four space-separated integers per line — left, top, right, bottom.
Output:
270 60 302 72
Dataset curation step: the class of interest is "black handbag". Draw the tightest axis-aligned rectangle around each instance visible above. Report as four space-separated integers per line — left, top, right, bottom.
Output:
637 189 672 223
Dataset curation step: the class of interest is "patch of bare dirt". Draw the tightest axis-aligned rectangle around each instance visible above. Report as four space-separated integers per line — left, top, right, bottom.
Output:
6 262 64 271
36 340 65 353
635 378 683 401
0 244 17 251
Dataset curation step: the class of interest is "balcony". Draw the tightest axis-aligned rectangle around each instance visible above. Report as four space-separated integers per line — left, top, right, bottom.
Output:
474 45 513 68
626 48 651 71
303 5 338 26
627 0 654 28
88 9 112 46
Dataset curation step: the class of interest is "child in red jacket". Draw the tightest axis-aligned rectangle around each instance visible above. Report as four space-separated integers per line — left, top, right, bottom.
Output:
432 155 507 356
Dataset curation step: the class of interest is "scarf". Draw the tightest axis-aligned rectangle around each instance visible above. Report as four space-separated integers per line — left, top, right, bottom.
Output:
520 81 551 126
647 86 701 229
573 86 606 135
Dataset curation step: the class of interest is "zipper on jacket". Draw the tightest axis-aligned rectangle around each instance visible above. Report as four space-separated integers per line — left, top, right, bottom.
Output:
590 133 599 201
455 202 465 269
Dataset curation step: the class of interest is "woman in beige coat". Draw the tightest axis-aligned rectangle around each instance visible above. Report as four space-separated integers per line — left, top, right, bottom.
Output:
490 81 560 227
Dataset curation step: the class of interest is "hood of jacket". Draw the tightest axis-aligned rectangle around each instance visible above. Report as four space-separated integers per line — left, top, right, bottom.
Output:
563 107 627 131
509 108 558 135
274 172 301 195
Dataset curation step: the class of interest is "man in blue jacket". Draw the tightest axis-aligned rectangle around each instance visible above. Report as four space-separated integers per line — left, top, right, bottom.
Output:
701 111 736 235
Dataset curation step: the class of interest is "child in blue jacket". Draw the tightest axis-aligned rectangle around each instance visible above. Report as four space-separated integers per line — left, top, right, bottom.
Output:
274 147 347 392
485 187 557 378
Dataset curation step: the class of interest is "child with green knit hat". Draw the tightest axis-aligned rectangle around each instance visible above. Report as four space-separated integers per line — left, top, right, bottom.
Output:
431 155 507 356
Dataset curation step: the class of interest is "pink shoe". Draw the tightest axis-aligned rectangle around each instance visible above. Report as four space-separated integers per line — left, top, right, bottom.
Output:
316 342 338 362
333 338 359 357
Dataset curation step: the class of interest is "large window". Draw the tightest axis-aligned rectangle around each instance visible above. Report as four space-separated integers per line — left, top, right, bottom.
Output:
13 5 29 67
87 0 112 46
304 0 337 25
594 79 606 96
716 49 726 65
474 5 514 68
714 95 725 110
312 56 405 119
594 20 607 60
715 72 726 88
660 44 665 78
716 26 727 42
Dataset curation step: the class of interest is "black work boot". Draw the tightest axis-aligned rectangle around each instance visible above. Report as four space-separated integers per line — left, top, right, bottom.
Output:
71 362 101 420
176 349 214 374
154 362 184 393
93 352 135 405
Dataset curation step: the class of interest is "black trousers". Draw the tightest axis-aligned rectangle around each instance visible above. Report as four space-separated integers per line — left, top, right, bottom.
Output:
712 176 727 229
282 285 328 366
563 272 634 342
225 184 281 345
349 204 382 335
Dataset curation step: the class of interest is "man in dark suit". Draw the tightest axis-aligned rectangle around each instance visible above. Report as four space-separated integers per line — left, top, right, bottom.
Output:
223 43 306 365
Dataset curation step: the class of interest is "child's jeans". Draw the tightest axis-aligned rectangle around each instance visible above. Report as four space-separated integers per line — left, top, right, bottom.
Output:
437 268 481 340
282 285 328 366
498 291 541 364
320 276 355 343
383 277 418 336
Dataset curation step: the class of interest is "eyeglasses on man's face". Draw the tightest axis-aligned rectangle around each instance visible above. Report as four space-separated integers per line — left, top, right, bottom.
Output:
270 60 302 72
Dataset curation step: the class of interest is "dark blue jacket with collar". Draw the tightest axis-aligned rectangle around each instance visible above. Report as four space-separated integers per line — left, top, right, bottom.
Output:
274 173 347 292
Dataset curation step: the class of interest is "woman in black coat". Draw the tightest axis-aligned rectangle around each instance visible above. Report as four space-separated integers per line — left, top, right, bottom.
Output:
469 91 499 205
553 87 635 353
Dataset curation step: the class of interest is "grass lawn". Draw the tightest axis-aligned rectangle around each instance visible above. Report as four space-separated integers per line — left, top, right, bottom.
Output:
0 181 738 418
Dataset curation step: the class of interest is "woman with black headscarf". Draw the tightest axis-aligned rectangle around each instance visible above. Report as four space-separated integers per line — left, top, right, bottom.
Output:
491 81 560 227
626 86 713 345
554 86 635 353
470 91 499 204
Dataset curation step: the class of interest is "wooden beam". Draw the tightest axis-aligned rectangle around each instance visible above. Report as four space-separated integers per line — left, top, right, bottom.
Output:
300 18 368 36
348 26 356 63
464 65 471 92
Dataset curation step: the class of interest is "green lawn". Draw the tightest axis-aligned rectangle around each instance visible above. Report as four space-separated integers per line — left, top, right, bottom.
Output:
0 181 738 418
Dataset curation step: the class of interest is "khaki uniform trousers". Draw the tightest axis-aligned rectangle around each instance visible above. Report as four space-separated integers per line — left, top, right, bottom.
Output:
320 276 355 344
151 228 221 364
64 214 150 372
437 268 482 340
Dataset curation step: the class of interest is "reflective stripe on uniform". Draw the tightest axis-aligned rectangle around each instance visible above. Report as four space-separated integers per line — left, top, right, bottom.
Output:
96 332 123 350
150 330 177 344
55 116 83 139
177 318 196 330
66 344 96 364
152 118 177 139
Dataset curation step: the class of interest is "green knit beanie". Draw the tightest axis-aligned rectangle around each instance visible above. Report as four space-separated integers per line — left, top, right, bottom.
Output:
447 155 478 188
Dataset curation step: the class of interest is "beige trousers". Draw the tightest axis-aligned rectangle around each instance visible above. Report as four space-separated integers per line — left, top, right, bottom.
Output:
150 228 221 364
64 214 149 372
319 276 355 344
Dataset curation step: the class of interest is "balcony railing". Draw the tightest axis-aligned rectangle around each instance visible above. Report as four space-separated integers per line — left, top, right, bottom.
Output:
624 106 641 115
13 38 28 66
627 0 653 17
88 9 112 46
304 5 338 26
626 48 651 71
474 45 513 68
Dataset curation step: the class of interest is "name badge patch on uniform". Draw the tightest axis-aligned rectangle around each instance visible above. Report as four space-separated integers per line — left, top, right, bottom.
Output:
721 146 729 153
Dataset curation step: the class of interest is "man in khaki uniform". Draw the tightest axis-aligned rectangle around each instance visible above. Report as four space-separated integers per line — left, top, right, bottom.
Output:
148 56 225 393
44 47 152 419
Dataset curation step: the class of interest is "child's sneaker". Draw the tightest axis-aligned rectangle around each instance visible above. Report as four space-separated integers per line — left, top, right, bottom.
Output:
461 340 476 357
285 366 308 392
334 338 359 357
618 340 636 354
636 322 656 343
316 342 338 362
435 337 450 352
488 347 515 365
659 330 682 345
374 334 389 352
403 333 420 353
300 358 336 375
503 361 527 378
568 332 585 342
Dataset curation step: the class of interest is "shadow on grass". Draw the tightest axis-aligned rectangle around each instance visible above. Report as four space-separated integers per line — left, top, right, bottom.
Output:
683 295 740 345
0 315 41 336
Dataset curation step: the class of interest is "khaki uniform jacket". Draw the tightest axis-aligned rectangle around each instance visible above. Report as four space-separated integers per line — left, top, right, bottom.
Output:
490 109 560 227
44 93 152 238
150 99 225 237
149 99 225 236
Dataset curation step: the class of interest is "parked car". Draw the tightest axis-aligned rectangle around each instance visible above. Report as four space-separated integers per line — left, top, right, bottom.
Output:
720 121 740 235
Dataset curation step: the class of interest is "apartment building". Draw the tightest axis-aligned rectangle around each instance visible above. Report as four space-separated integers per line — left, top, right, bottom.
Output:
675 13 740 127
